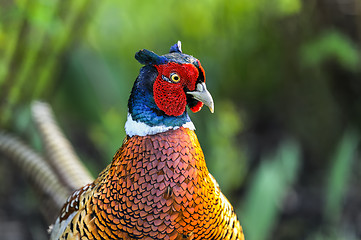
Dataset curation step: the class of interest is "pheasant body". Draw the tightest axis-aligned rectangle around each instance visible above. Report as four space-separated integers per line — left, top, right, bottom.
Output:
51 42 245 239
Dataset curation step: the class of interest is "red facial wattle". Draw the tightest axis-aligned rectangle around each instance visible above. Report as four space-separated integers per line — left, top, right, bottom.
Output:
190 101 204 113
153 79 187 116
154 62 200 116
189 60 206 113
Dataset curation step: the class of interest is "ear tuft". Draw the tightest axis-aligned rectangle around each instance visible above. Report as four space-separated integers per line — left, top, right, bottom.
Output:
135 49 168 65
169 41 182 53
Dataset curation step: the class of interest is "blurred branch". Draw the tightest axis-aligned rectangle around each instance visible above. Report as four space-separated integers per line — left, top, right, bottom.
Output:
4 0 61 124
0 0 28 87
32 0 95 99
0 0 97 127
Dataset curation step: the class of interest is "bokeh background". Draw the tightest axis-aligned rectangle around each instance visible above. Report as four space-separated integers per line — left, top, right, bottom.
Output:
1 0 361 239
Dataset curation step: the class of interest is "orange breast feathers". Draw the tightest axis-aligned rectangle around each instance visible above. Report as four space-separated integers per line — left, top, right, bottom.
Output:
62 127 244 240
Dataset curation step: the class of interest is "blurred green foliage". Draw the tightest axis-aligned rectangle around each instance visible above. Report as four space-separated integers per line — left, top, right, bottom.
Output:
1 0 361 239
241 140 300 240
301 30 360 71
325 129 358 224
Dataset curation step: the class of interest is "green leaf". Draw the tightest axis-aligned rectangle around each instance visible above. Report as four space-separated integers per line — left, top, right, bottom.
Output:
324 129 359 223
240 140 300 240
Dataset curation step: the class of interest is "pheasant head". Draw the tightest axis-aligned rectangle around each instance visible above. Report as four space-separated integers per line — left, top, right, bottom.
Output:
126 41 214 137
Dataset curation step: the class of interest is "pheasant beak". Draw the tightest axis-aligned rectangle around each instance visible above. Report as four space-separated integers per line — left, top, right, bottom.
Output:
187 82 214 113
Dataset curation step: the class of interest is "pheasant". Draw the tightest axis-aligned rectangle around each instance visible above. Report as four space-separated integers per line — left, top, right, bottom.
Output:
50 41 245 240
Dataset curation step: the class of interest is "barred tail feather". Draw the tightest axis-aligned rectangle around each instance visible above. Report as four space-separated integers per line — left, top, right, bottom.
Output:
0 131 71 221
31 101 94 191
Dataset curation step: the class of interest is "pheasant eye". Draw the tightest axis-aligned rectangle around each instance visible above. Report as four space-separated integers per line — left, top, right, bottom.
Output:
170 73 180 83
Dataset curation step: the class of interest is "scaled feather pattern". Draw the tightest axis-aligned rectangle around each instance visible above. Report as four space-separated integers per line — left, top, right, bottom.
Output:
50 42 245 240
